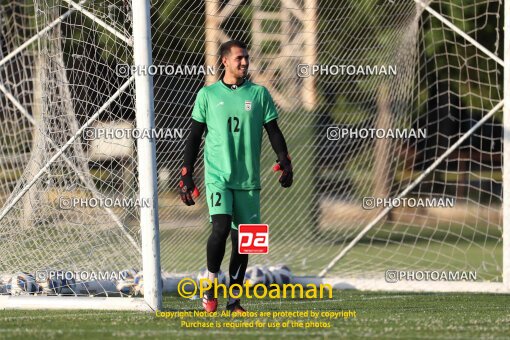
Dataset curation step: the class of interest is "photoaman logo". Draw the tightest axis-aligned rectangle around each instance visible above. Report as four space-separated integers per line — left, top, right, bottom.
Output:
176 278 333 300
239 224 268 254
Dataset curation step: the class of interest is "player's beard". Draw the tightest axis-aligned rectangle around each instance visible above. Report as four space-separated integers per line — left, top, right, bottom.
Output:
238 66 248 78
225 65 247 81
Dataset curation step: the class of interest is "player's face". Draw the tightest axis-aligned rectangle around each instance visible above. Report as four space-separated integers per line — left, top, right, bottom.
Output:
223 47 249 79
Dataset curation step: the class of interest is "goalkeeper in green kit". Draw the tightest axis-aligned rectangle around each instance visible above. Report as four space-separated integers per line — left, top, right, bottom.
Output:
178 40 293 313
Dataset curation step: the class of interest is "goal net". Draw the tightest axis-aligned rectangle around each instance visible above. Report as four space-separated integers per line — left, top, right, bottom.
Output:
152 0 506 292
0 0 506 309
0 0 155 310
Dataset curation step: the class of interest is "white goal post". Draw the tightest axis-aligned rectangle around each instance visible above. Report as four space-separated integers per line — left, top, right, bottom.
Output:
0 0 161 311
133 0 163 310
131 0 162 310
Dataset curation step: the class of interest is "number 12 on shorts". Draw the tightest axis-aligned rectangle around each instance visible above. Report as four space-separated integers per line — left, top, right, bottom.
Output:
238 224 269 254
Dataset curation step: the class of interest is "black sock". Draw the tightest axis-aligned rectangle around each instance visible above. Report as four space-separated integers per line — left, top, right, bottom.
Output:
207 214 232 273
229 227 249 288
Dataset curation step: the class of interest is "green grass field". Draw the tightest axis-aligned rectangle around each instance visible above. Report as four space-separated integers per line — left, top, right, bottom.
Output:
0 291 508 339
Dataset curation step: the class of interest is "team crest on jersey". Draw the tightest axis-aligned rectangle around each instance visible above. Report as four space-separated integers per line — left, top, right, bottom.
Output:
245 100 252 111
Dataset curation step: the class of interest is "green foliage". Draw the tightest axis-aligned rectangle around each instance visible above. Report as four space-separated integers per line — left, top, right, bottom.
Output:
152 0 206 64
421 0 503 119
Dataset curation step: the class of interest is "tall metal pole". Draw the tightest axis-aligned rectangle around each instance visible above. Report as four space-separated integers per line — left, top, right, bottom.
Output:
204 0 219 85
131 0 162 310
302 0 317 111
503 0 510 291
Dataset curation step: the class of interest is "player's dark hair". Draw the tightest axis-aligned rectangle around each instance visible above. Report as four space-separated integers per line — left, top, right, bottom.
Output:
220 40 247 58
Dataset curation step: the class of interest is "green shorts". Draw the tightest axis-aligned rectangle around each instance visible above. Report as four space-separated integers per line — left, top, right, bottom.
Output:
205 183 261 230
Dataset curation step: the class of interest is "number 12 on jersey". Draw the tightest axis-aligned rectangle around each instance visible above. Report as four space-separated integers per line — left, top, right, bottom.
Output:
227 117 240 132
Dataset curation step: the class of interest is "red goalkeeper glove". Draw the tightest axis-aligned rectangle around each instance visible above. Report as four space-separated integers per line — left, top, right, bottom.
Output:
179 166 200 206
273 154 293 188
